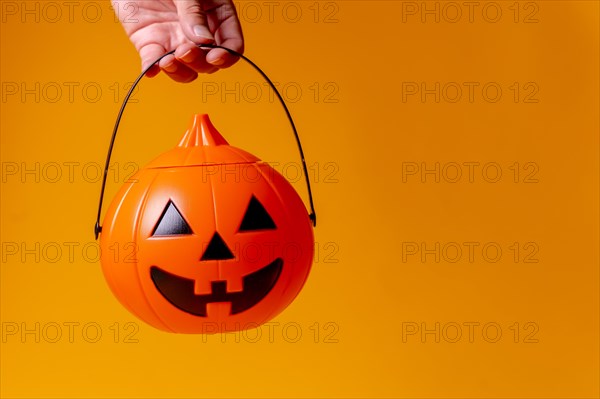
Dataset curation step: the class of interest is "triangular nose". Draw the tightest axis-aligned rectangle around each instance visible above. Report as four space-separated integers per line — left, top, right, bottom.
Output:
200 232 234 261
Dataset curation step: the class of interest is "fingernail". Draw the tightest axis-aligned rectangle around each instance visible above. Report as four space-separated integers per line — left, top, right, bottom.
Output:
193 25 213 40
209 57 224 66
180 49 195 63
163 61 177 73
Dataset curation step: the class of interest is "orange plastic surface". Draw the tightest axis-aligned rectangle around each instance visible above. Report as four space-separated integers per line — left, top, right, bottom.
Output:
99 114 314 334
145 114 260 168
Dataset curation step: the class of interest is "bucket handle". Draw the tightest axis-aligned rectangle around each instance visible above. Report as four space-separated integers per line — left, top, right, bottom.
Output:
94 44 317 239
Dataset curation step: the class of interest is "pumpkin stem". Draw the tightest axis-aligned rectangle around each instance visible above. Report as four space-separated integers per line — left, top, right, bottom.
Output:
178 114 229 147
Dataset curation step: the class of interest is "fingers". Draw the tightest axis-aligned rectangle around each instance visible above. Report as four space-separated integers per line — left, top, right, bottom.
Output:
158 54 199 83
174 0 215 44
138 41 219 82
136 0 244 83
174 43 218 74
174 0 244 70
205 40 242 69
139 43 215 83
139 43 167 78
206 1 244 68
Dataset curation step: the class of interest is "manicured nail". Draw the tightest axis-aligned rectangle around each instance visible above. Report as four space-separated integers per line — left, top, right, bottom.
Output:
180 49 195 63
193 25 213 40
163 61 177 73
209 57 224 66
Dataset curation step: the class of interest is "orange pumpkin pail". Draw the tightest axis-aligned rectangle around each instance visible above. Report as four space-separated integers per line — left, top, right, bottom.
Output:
94 45 316 334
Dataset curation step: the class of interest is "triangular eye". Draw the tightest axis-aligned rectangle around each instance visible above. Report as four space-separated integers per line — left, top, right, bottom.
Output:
152 201 193 236
238 196 276 232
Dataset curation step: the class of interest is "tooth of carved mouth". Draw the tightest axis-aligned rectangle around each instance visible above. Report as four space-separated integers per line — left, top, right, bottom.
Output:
151 259 284 317
226 276 244 293
194 279 212 295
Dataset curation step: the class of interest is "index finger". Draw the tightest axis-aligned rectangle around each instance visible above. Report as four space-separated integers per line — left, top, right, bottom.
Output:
206 2 244 68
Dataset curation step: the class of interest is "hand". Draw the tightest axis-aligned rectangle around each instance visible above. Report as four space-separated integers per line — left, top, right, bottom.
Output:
112 0 244 82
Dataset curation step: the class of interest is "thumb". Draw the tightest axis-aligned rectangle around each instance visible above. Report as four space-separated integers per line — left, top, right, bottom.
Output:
174 0 214 43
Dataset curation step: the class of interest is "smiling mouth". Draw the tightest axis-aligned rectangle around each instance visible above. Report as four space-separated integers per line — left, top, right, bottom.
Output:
150 258 283 316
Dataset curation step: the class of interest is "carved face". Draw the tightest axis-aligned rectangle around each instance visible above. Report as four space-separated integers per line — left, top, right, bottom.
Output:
149 196 284 317
100 115 314 334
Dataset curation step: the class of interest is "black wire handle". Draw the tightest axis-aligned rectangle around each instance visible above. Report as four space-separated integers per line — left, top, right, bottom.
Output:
94 44 317 239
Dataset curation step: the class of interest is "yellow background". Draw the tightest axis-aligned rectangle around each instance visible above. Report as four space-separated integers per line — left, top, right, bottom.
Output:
1 0 598 397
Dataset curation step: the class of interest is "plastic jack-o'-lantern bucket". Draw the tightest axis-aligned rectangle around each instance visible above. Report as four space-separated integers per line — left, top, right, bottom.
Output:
94 45 316 334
